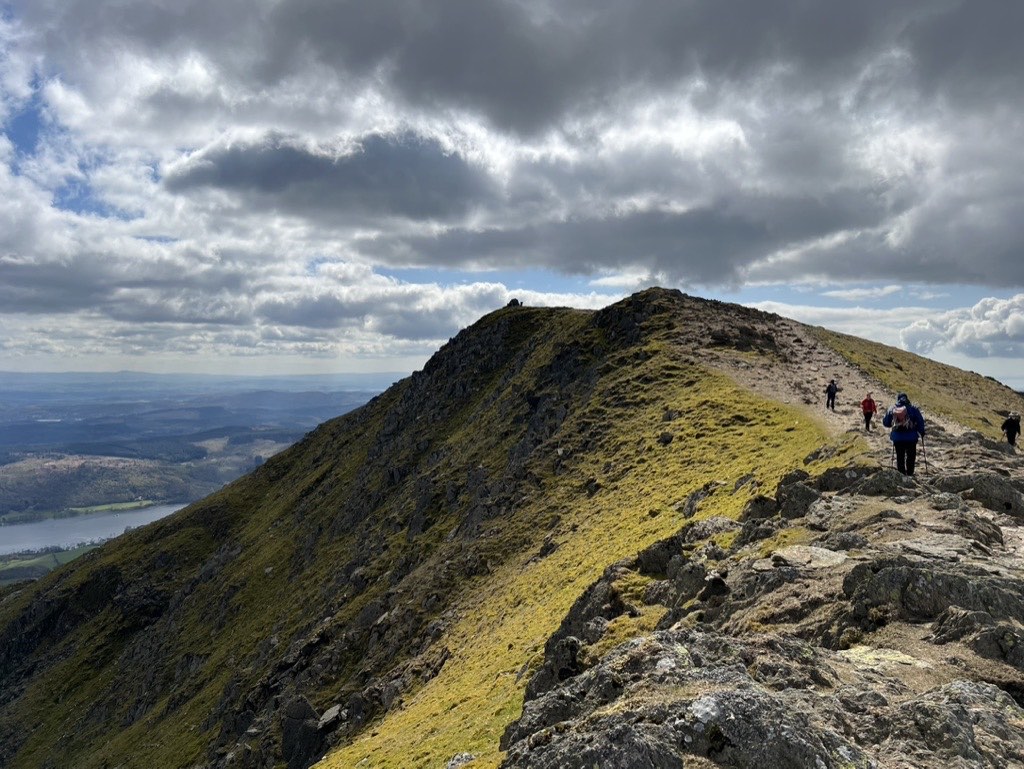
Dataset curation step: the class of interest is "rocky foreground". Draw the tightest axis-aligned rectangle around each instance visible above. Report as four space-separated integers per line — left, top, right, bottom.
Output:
501 428 1024 768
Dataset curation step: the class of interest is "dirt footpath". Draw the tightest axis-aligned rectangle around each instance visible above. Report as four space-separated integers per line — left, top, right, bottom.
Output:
690 315 985 478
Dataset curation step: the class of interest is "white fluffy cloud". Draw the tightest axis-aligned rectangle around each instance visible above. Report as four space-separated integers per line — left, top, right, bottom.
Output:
902 294 1024 358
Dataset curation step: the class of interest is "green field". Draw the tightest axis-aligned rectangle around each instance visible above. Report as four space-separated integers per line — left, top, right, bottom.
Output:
0 545 99 585
68 500 157 514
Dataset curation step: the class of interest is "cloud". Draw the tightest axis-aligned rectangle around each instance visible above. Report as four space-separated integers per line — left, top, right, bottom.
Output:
164 131 496 222
358 186 894 285
822 285 903 301
750 300 928 348
3 1 1024 375
901 294 1024 358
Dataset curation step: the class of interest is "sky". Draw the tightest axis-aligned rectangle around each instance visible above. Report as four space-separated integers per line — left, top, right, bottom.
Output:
1 1 1023 387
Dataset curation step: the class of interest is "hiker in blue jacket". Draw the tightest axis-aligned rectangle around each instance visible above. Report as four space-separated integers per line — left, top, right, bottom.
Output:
882 393 926 476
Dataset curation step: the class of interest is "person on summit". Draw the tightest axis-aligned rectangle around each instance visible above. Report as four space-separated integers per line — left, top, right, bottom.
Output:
882 393 926 476
824 379 840 411
861 392 878 431
1002 412 1021 447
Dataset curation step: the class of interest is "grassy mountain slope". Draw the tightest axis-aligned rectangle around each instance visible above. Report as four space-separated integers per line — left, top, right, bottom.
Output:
2 288 1014 769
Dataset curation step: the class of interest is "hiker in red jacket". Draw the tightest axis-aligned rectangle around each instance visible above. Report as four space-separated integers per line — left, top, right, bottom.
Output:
861 392 878 432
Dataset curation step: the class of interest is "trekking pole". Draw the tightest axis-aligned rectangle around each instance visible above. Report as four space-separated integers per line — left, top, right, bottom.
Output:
920 436 929 474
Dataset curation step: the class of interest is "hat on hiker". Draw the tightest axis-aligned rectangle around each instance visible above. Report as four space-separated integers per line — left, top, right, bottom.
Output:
896 393 909 406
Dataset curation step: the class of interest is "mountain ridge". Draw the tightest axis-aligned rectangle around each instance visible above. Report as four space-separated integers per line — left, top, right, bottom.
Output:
2 288 1023 769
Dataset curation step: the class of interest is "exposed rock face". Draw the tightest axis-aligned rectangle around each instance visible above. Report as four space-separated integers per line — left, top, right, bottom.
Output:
503 438 1024 769
503 630 1024 769
280 697 323 769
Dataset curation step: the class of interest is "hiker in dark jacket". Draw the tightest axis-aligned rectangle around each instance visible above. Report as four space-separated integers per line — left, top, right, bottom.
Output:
882 392 925 475
824 379 840 411
1002 412 1021 447
861 392 878 431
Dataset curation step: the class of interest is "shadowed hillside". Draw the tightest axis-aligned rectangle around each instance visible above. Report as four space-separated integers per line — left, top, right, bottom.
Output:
2 288 1023 769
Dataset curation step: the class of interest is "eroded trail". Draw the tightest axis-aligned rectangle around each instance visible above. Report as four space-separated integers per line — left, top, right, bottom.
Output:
690 314 998 478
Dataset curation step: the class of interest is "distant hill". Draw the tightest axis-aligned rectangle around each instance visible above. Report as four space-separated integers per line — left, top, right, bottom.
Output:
2 289 1024 769
0 376 387 519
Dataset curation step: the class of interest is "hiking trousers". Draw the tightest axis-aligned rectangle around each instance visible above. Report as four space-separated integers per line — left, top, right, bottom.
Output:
863 412 873 430
895 442 917 475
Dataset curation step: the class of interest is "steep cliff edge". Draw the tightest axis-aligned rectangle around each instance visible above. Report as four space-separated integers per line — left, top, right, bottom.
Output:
1 288 1022 769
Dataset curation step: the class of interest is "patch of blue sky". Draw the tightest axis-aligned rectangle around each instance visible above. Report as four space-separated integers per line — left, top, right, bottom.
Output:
3 95 44 168
304 256 333 276
53 178 139 220
378 266 606 295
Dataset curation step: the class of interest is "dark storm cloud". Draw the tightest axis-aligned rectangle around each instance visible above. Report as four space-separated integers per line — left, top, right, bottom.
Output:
0 255 113 312
17 0 256 61
255 0 918 134
261 0 578 134
101 292 253 326
0 245 256 321
901 2 1024 106
164 132 496 221
19 1 1024 135
258 293 368 330
360 187 896 285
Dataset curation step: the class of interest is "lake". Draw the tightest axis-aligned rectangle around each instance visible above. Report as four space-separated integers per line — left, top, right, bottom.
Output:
0 504 185 556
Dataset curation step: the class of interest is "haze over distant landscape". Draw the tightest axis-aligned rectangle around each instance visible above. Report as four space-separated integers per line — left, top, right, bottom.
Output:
2 1 1023 387
0 371 389 555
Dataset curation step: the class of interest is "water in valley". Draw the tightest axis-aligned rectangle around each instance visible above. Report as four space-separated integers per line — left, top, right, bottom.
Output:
0 503 185 555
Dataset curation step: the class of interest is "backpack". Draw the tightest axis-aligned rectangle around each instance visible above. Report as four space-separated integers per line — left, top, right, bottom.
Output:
892 405 914 431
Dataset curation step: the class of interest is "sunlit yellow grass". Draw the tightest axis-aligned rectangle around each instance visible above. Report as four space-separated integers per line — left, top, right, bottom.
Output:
320 361 831 769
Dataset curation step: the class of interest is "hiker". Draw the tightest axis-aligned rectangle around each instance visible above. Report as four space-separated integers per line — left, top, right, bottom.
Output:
861 392 878 431
1002 412 1021 447
824 379 840 411
882 393 926 475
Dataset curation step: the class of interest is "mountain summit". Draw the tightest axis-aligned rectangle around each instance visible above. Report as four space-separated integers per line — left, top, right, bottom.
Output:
2 288 1024 769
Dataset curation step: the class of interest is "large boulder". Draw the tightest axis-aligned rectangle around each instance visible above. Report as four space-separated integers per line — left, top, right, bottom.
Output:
280 697 324 769
933 472 1024 517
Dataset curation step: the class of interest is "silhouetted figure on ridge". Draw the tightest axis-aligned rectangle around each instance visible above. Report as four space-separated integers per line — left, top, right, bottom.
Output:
1002 412 1021 447
882 392 926 476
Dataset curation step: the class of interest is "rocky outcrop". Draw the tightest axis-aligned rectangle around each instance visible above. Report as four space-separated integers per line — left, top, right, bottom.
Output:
502 630 1024 769
504 442 1024 769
